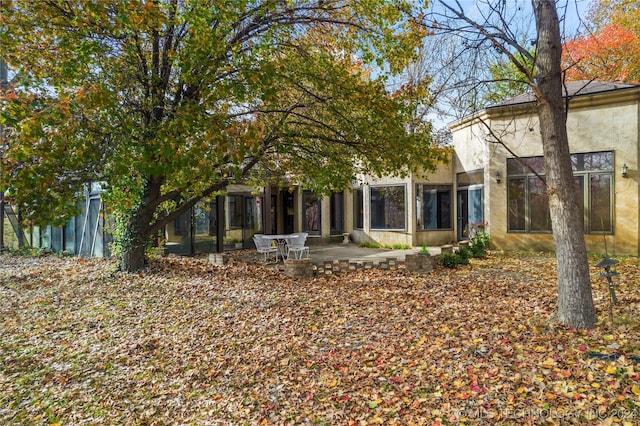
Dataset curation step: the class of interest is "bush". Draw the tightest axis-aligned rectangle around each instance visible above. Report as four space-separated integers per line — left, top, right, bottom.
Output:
458 247 472 264
390 243 411 250
470 230 491 258
359 241 381 248
439 247 473 269
440 252 465 268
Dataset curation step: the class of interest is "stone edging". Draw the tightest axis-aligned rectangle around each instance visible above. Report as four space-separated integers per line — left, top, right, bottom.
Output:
283 254 438 279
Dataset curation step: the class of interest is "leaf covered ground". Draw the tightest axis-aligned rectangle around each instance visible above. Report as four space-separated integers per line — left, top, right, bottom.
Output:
1 253 639 425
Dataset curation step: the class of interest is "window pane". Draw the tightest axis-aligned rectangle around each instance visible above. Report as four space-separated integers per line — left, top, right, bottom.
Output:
370 186 405 230
529 177 551 231
353 188 363 229
590 174 611 232
417 184 452 230
423 189 437 229
195 199 216 253
437 189 452 229
507 178 526 231
572 151 613 172
174 209 190 236
507 156 545 175
468 188 484 226
227 195 243 228
64 217 76 253
574 176 585 230
304 191 321 234
245 197 263 235
507 158 524 175
330 192 344 234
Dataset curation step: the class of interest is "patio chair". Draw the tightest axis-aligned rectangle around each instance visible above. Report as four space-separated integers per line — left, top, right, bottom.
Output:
285 232 309 260
253 234 278 263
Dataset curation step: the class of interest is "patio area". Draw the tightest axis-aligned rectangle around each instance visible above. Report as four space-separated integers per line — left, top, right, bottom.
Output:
225 242 441 263
303 243 441 264
220 242 443 275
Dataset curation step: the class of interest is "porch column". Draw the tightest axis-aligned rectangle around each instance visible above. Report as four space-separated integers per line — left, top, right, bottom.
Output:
264 186 272 235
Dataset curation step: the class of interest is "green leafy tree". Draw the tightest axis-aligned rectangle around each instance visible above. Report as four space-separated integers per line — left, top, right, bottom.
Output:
0 0 448 271
484 50 535 104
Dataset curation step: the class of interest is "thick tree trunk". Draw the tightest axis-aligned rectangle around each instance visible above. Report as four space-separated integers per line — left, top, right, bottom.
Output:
120 232 147 272
118 178 162 273
119 206 153 272
533 0 596 329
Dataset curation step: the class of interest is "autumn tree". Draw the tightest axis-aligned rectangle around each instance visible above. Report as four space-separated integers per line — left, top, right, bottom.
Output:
563 24 640 82
0 1 448 271
562 0 640 83
426 0 596 329
588 0 640 37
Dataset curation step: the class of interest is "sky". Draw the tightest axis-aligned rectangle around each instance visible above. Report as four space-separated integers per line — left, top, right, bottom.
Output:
422 0 596 128
446 0 593 37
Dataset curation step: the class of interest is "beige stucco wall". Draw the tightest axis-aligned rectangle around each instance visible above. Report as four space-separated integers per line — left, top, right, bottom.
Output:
348 157 456 248
412 159 456 247
352 175 415 247
451 89 640 256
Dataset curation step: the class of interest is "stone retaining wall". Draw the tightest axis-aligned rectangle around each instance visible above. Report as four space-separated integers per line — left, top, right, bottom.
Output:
283 258 314 279
283 254 437 279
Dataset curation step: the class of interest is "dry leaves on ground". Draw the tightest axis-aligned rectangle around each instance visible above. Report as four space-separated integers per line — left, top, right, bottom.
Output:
1 252 639 425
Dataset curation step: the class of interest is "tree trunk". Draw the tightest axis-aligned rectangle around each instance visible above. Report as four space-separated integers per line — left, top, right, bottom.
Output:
533 0 596 329
118 178 162 273
119 206 153 272
120 229 147 272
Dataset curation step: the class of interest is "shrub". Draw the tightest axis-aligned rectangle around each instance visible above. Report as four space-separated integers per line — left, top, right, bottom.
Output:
390 243 411 250
440 252 463 268
458 247 472 264
470 230 491 258
359 241 381 248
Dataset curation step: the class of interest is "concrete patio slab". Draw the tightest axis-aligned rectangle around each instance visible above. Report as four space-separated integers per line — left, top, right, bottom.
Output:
301 243 440 264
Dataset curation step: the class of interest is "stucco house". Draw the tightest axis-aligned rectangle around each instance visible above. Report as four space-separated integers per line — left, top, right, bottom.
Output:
161 80 640 255
13 80 640 257
233 80 640 257
450 80 640 255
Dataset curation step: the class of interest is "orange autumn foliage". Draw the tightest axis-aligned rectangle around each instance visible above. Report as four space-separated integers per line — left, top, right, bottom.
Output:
562 24 640 83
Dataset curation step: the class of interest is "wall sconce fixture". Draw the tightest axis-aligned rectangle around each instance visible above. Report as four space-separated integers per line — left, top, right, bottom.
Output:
622 163 629 178
495 170 502 183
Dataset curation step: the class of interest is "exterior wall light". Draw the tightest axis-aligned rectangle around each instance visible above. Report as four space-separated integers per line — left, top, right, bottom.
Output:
622 163 629 178
495 170 502 183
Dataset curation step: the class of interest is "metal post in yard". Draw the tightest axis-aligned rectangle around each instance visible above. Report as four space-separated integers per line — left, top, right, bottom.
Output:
596 257 619 323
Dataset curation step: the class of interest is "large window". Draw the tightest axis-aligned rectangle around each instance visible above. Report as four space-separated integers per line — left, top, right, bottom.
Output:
416 184 452 230
370 185 406 230
507 151 613 233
